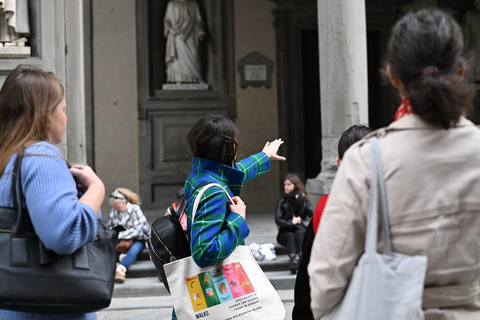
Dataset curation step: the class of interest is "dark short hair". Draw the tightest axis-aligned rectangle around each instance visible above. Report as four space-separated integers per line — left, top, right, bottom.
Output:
338 125 372 160
186 114 239 166
387 9 474 129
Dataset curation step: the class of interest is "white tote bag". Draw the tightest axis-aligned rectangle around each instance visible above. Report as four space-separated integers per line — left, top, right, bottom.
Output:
322 137 428 320
164 183 286 320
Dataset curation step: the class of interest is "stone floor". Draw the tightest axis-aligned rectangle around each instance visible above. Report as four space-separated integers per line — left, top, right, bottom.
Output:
97 207 298 320
97 302 294 320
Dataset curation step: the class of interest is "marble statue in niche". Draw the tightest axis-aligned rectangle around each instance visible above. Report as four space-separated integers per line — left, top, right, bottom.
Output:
0 0 30 57
463 0 480 83
164 0 205 84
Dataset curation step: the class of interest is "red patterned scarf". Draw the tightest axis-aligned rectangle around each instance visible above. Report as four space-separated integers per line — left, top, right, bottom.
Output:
394 98 413 121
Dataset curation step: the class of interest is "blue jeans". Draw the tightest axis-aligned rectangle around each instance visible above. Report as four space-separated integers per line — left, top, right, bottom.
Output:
117 240 145 269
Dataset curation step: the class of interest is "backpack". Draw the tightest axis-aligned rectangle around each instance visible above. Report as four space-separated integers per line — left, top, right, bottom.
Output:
147 182 208 292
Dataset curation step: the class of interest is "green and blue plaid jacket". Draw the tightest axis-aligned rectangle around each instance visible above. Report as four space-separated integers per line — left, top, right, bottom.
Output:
184 152 270 268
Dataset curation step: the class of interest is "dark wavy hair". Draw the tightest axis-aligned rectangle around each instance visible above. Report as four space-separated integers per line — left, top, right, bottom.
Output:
386 9 474 129
338 125 372 160
187 114 239 166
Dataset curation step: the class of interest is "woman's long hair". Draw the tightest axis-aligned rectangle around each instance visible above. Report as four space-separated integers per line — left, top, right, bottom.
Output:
0 65 64 175
284 173 309 201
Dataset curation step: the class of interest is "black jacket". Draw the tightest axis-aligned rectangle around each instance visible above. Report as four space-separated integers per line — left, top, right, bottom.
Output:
292 219 315 320
275 192 313 232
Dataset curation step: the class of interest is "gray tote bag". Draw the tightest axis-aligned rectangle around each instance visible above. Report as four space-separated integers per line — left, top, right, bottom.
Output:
322 137 428 320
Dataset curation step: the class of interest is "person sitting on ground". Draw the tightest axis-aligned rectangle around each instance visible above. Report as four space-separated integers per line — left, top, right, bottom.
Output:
165 188 187 232
292 124 372 320
275 173 313 274
107 188 150 284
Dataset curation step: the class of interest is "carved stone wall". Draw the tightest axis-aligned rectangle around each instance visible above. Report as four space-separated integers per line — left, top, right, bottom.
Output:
136 0 235 209
0 1 87 164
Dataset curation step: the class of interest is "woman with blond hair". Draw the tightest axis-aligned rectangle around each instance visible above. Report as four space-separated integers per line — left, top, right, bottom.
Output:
0 65 104 319
107 188 150 283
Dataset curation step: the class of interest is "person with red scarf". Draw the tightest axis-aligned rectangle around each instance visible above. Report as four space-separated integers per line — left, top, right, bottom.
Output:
309 9 479 320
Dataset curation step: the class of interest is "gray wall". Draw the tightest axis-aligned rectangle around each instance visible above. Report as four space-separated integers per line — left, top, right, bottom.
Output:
92 0 139 216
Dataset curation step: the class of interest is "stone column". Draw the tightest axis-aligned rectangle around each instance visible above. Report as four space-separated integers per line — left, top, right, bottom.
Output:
93 0 139 215
65 0 87 164
306 0 369 205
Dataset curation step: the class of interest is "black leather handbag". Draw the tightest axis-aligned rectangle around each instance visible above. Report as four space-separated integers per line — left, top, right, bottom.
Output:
0 152 118 314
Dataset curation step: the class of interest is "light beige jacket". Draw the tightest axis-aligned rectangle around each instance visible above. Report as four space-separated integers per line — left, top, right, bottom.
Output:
308 115 480 320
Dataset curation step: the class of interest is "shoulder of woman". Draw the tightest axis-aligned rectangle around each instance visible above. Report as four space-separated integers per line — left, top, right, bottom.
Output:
200 184 230 200
21 142 68 174
25 141 63 158
131 204 143 212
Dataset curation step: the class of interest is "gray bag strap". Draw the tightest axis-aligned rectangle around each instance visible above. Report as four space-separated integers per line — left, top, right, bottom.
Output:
365 137 392 255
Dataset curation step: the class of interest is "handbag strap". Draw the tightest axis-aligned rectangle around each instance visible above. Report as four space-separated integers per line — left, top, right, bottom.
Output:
11 149 30 236
190 183 235 239
365 137 392 255
11 150 23 210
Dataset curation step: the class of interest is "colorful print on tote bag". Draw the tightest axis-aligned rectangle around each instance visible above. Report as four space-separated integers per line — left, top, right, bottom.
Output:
186 262 255 312
211 268 233 303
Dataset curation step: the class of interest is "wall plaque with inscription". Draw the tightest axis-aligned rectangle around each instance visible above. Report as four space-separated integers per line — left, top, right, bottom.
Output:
238 52 273 88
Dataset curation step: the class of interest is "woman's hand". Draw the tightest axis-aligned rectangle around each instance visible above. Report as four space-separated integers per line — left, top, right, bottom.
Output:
69 165 103 191
292 216 302 225
263 138 286 161
228 196 246 220
69 165 105 215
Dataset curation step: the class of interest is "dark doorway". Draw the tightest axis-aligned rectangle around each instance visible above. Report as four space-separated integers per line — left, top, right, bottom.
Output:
274 1 318 185
367 30 383 130
301 29 322 179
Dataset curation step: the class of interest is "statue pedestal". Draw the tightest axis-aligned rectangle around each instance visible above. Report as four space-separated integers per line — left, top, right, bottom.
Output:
0 46 31 58
162 83 209 90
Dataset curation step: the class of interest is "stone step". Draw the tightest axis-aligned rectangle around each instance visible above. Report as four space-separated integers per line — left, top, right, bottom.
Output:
113 271 296 298
103 290 294 314
136 244 290 262
127 255 292 279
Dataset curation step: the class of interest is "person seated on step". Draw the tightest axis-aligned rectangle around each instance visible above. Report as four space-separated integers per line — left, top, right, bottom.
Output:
274 173 313 274
107 188 150 284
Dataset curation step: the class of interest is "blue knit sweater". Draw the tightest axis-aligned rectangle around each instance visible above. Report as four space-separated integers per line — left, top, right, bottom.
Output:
0 142 97 320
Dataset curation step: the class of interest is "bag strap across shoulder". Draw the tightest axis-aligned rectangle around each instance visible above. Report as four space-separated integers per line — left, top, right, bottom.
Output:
11 151 23 210
10 150 31 236
190 183 235 240
366 137 392 255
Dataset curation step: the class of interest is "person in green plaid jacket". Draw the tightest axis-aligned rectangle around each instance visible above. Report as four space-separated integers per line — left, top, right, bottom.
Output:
172 114 285 319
